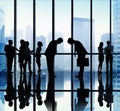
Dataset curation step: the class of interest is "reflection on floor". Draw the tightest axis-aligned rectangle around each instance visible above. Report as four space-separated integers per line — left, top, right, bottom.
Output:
0 70 119 111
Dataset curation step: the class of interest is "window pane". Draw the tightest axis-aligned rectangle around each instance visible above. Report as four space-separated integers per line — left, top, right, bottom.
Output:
93 92 110 111
2 91 14 111
16 0 33 88
0 0 14 91
93 0 110 72
74 0 90 52
36 0 52 51
55 55 71 90
55 0 71 53
74 92 91 111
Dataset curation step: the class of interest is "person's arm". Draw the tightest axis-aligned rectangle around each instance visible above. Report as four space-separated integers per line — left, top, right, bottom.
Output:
111 46 113 52
15 47 19 52
4 45 7 52
74 46 77 57
104 47 106 54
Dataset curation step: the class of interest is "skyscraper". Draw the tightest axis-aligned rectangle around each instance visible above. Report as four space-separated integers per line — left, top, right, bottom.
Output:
113 0 120 72
112 1 120 111
0 8 5 72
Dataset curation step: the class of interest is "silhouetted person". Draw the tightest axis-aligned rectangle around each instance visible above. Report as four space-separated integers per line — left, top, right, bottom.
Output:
4 72 15 106
104 70 113 108
104 41 113 73
36 72 42 105
25 72 32 106
4 40 16 73
18 39 26 73
103 41 113 107
68 38 88 89
24 41 32 73
35 41 43 73
98 42 104 72
68 38 89 111
45 37 63 111
97 71 104 107
18 71 26 109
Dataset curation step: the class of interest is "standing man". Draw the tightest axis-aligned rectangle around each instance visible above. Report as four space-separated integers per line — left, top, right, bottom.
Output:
104 41 113 74
104 41 113 107
98 42 104 73
18 39 26 74
35 41 43 73
4 40 16 73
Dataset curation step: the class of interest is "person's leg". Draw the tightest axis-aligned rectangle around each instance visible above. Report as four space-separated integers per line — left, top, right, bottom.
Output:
98 62 100 72
9 57 14 72
106 58 108 73
37 57 40 72
79 65 84 89
7 57 11 72
46 57 54 78
24 59 27 73
110 55 113 74
28 56 32 73
99 61 102 72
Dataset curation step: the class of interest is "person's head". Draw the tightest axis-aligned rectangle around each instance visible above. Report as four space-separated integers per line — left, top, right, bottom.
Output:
8 40 13 46
67 38 74 45
106 103 109 107
25 101 29 106
56 37 63 44
8 100 13 107
19 101 25 109
99 101 103 107
26 41 29 46
38 41 43 47
107 41 110 46
20 39 25 45
38 100 42 105
99 42 103 47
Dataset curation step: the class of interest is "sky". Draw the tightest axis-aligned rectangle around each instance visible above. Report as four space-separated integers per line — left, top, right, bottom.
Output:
0 0 112 47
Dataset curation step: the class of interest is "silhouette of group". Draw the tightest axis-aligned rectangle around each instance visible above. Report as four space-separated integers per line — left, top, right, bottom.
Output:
97 41 113 107
4 38 114 110
4 39 43 108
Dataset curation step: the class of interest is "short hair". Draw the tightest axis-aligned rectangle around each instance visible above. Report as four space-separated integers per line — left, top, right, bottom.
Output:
8 40 13 45
38 41 43 46
107 41 110 45
67 38 74 44
26 41 29 46
100 42 103 46
20 39 25 44
56 37 63 44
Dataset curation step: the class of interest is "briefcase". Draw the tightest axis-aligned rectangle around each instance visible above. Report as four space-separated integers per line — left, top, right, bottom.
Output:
77 58 89 66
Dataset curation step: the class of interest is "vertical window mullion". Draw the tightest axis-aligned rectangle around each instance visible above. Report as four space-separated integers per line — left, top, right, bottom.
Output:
110 0 112 43
14 0 17 111
33 0 36 111
71 0 73 111
110 0 112 111
90 0 93 111
52 0 55 41
52 0 55 111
